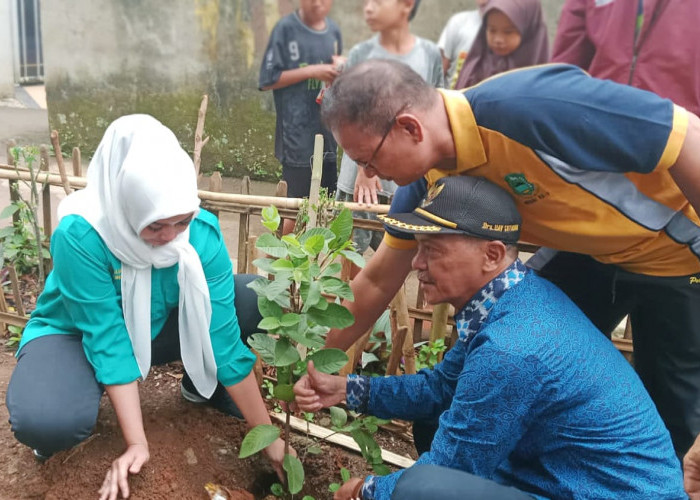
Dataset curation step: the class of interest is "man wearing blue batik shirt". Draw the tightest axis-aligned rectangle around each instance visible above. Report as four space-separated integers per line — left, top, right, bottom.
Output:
294 175 685 500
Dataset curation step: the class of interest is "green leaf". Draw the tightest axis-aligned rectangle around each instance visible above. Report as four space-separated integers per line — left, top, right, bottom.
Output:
247 333 276 364
258 317 281 331
372 463 391 476
301 281 322 312
340 467 351 482
0 204 19 219
308 348 349 374
239 424 280 458
320 277 354 301
258 296 283 318
275 337 301 367
256 233 288 258
361 352 380 368
262 205 281 232
307 445 322 455
329 208 353 246
330 406 348 428
0 226 16 239
281 234 301 247
340 249 365 269
302 496 315 500
279 313 300 327
252 257 276 273
320 262 342 278
271 258 294 271
273 383 295 402
329 483 340 492
284 454 305 494
303 234 325 256
271 483 285 496
307 303 355 329
299 227 335 245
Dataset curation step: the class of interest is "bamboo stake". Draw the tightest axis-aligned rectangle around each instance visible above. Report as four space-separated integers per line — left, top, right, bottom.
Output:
386 287 413 375
193 95 210 176
6 141 19 226
429 303 451 364
8 266 25 317
71 147 81 177
275 180 288 237
270 412 415 469
307 134 324 229
39 145 52 239
50 130 72 195
207 171 223 218
0 164 393 214
237 176 252 273
246 235 258 275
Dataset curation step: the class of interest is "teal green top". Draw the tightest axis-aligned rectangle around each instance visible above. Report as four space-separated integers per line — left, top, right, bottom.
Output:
19 209 256 387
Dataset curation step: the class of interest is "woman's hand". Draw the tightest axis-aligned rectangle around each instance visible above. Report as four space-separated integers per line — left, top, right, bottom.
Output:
334 477 364 500
98 443 150 500
354 168 383 205
264 437 296 482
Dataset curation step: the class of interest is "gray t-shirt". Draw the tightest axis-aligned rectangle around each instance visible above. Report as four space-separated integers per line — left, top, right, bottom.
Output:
437 10 482 89
336 35 444 195
259 12 342 168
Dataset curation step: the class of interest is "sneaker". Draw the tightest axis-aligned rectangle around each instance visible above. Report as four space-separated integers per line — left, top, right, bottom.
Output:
180 374 244 420
33 449 51 463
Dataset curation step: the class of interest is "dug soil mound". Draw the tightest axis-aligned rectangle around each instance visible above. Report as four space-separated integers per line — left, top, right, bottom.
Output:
0 353 416 499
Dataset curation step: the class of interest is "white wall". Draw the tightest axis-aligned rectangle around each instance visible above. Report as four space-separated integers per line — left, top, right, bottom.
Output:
0 0 16 97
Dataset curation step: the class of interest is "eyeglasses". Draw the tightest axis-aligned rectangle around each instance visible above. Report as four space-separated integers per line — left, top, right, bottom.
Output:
356 105 407 170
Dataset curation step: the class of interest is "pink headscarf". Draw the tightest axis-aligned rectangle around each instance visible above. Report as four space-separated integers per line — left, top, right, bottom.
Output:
455 0 549 89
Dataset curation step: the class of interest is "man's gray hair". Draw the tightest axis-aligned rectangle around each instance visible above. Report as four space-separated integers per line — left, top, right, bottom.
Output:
321 59 436 136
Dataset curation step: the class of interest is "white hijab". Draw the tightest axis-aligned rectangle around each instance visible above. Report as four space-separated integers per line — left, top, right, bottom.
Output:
58 114 218 398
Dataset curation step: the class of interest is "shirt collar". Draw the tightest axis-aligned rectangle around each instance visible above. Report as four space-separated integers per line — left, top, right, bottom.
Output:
455 259 527 344
425 89 487 187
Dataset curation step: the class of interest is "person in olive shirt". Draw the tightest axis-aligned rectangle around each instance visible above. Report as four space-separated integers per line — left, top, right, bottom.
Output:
5 115 289 500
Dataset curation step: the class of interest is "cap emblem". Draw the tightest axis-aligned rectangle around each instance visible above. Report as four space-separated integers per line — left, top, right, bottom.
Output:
421 183 445 208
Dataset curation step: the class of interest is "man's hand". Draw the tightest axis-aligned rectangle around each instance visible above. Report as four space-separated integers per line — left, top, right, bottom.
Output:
354 168 383 205
98 443 150 500
334 477 364 500
684 433 700 498
293 361 347 412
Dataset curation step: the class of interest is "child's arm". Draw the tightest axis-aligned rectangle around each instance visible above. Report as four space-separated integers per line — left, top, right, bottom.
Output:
261 62 340 91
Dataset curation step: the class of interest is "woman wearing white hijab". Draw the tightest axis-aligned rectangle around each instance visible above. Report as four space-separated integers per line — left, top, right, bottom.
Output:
5 115 287 499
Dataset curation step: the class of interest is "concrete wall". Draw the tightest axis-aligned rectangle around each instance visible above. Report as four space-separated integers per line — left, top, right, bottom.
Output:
0 0 16 98
42 0 565 180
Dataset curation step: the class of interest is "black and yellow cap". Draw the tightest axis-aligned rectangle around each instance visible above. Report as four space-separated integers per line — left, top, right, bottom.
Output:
379 176 521 244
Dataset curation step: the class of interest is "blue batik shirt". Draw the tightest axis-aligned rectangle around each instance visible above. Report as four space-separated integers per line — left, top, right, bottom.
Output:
346 260 684 500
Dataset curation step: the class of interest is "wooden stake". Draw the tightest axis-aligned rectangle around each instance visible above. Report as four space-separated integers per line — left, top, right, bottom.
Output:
429 303 451 364
237 176 251 274
39 145 52 239
71 147 82 177
307 134 324 229
246 235 258 275
193 95 209 176
50 130 72 195
6 141 19 226
270 412 415 469
8 266 25 317
386 287 413 375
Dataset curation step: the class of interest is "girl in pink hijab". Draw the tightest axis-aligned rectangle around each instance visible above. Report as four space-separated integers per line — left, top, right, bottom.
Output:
455 0 549 88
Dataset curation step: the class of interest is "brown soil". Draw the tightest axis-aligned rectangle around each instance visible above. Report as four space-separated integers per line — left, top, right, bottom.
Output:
0 350 417 500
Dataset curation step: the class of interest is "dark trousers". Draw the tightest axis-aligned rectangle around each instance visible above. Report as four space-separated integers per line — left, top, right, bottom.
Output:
532 251 700 458
392 465 533 500
282 159 337 199
6 274 261 455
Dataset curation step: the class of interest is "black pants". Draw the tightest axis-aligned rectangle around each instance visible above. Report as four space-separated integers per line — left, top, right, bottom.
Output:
282 160 337 198
6 274 261 455
533 250 700 458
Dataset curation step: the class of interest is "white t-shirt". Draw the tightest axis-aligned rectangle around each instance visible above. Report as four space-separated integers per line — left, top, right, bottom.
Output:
438 10 482 89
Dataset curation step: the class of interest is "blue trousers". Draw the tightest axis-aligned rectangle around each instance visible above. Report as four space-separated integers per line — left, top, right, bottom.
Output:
5 274 261 455
392 465 533 500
